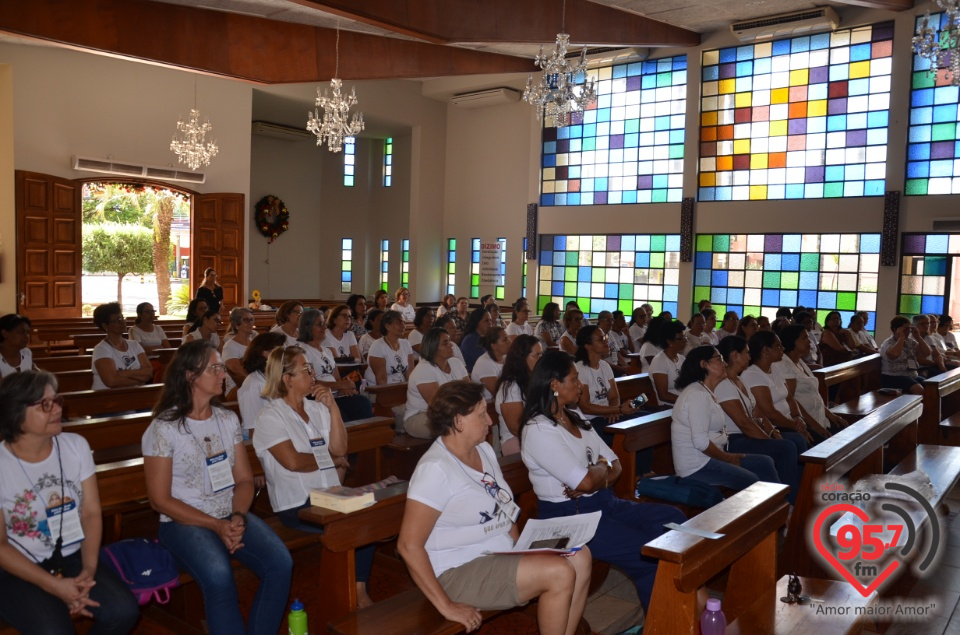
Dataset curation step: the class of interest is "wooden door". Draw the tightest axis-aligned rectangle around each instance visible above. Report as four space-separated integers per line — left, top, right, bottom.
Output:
15 171 83 318
193 193 244 314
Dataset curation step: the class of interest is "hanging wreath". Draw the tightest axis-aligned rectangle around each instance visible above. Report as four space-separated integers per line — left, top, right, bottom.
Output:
255 195 289 243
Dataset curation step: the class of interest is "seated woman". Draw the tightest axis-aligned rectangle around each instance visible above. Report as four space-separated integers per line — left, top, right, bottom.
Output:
408 306 436 360
471 327 509 402
848 312 880 355
818 310 858 367
487 303 506 330
323 305 361 362
636 315 666 373
450 297 470 342
777 325 847 436
436 314 466 365
534 302 563 349
398 381 591 635
297 309 372 422
495 335 542 456
672 346 781 492
221 307 256 400
436 294 456 318
91 303 153 390
391 288 417 323
359 309 384 362
558 309 583 356
756 315 772 332
143 341 293 635
683 313 710 354
938 314 958 353
128 302 171 353
627 307 648 350
736 315 759 341
404 328 469 438
0 371 140 635
596 311 630 376
716 311 739 342
271 301 303 346
185 309 222 350
505 299 533 340
252 346 375 608
573 326 641 444
879 315 931 395
0 313 35 377
521 351 685 615
364 310 414 387
611 311 635 354
346 294 368 342
181 298 209 339
369 290 389 315
237 332 287 436
649 320 687 405
460 308 493 373
701 308 719 346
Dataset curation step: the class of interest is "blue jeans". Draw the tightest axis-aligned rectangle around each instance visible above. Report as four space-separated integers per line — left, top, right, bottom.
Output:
158 514 293 635
0 549 140 635
727 434 800 504
537 488 686 611
276 499 376 583
684 456 779 492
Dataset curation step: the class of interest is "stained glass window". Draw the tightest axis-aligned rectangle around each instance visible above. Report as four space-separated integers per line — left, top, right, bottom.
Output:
522 237 529 296
344 136 356 187
401 239 410 288
446 238 457 296
699 23 893 201
471 238 480 299
695 233 880 330
537 234 681 317
340 238 352 293
379 239 389 292
495 238 506 301
906 13 960 195
898 233 958 316
383 137 393 187
540 55 687 206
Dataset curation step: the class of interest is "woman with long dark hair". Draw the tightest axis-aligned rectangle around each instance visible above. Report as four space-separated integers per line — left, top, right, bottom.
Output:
573 325 640 443
494 335 542 456
534 302 563 349
404 328 468 438
128 302 171 353
0 313 35 377
236 332 287 435
298 309 373 422
649 320 687 405
460 308 493 372
364 310 414 387
345 294 368 341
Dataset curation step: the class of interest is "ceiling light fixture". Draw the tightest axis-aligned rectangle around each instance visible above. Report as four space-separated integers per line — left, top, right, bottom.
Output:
914 1 960 86
170 76 219 171
307 21 365 153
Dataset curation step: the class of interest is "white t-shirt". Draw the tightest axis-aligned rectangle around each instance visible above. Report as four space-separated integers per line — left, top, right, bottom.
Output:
714 377 758 434
494 381 523 447
407 329 424 362
944 331 958 351
0 433 94 560
776 358 828 427
0 348 32 377
628 324 647 349
671 382 727 477
91 339 147 391
302 344 338 382
436 305 449 317
405 358 469 421
142 409 244 521
471 353 503 402
522 414 616 504
270 325 298 347
128 325 166 348
323 331 358 359
606 330 628 366
879 336 919 377
391 303 417 322
238 371 267 431
185 330 221 350
407 440 514 576
638 341 660 373
450 341 466 365
649 350 685 399
505 322 533 338
253 398 339 512
221 338 248 394
576 360 615 407
684 331 711 355
358 334 378 362
741 364 792 418
365 338 414 386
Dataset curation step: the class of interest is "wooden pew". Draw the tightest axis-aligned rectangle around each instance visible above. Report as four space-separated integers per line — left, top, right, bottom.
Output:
35 355 93 372
614 372 662 409
607 409 675 502
52 369 94 392
919 367 960 445
61 384 163 419
783 395 960 583
642 481 875 635
813 353 889 421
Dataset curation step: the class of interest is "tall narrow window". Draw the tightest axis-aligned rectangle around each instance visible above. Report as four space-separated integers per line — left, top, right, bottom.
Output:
446 238 457 295
380 239 389 292
521 238 529 296
471 238 480 299
401 239 410 287
496 237 507 301
383 137 393 187
344 136 356 187
340 238 353 293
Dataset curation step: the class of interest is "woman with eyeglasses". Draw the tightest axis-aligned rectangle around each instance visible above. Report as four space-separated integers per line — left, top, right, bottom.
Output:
471 327 510 403
505 300 533 342
683 313 710 355
391 288 416 323
91 303 153 391
143 341 292 635
573 326 641 444
128 302 171 353
0 371 140 634
323 305 361 362
649 320 687 405
237 332 287 437
182 299 209 338
185 309 223 351
494 335 542 456
221 308 257 400
271 301 304 346
0 313 36 377
671 347 780 492
404 329 469 439
195 268 223 315
399 381 591 635
252 346 376 608
521 351 684 618
364 310 414 387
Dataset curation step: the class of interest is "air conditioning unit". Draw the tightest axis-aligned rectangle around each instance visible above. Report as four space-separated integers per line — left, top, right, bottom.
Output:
450 88 521 109
251 121 313 141
72 156 206 184
731 7 840 42
568 47 649 68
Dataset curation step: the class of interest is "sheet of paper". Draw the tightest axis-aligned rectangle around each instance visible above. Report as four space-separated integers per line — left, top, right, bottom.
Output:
487 511 602 554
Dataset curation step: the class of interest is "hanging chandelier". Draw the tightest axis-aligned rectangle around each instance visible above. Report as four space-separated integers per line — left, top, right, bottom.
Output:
522 0 597 128
913 1 960 86
170 76 218 171
307 22 365 152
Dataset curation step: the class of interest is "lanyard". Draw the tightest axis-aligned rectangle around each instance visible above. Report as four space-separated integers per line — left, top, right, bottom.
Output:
188 410 228 458
10 437 67 572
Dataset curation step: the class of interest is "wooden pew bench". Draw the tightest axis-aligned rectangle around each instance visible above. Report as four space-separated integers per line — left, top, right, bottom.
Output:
614 372 664 410
53 368 94 392
607 409 676 502
34 354 93 372
783 395 960 586
920 367 960 445
61 384 164 419
814 354 889 422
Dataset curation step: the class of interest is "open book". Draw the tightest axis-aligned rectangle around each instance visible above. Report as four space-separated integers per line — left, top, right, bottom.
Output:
309 476 407 513
486 511 601 555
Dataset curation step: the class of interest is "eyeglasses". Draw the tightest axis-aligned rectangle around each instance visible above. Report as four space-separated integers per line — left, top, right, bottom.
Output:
480 473 513 505
107 316 125 325
31 395 64 412
709 355 724 363
240 317 255 324
291 310 303 316
287 363 315 376
206 363 226 375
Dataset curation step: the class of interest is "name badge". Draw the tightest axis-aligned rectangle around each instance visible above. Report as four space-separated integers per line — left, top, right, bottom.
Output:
46 500 84 546
499 500 521 524
205 451 235 492
907 358 919 370
309 437 336 471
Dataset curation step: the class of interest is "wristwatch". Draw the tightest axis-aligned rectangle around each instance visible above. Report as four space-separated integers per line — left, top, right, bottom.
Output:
596 457 612 471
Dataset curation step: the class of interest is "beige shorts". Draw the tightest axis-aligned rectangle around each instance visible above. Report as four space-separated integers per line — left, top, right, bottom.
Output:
437 554 525 610
403 410 434 439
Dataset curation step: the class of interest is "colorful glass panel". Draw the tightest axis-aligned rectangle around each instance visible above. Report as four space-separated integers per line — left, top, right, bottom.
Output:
340 238 352 293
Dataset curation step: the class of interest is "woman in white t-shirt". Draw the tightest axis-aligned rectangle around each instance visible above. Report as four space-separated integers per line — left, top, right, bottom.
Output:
558 309 583 356
636 315 666 373
91 303 153 391
849 312 880 355
390 287 417 323
323 305 361 362
494 335 542 456
0 371 140 633
407 307 436 361
778 325 844 437
143 340 292 635
364 311 414 387
0 313 35 377
253 346 375 608
358 310 384 362
271 301 303 346
627 307 648 350
398 381 591 635
404 329 469 438
573 326 640 443
221 307 256 399
521 351 684 615
505 300 533 341
435 314 466 365
471 327 509 402
683 313 711 355
184 310 222 350
236 332 287 435
128 302 171 352
435 294 456 318
649 320 686 405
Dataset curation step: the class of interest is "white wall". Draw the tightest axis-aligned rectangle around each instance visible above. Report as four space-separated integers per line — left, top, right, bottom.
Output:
0 63 14 314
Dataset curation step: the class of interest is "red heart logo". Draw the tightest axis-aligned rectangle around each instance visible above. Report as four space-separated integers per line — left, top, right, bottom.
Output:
811 503 900 597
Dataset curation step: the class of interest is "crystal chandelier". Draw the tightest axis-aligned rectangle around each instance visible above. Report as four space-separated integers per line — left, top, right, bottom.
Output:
307 23 365 152
522 0 597 128
170 77 218 171
913 1 960 86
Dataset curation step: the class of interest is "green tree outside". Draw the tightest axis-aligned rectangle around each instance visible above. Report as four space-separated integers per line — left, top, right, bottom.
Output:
82 223 154 307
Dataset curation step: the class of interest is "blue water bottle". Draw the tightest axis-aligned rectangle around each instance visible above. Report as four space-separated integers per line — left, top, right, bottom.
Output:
700 597 726 634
